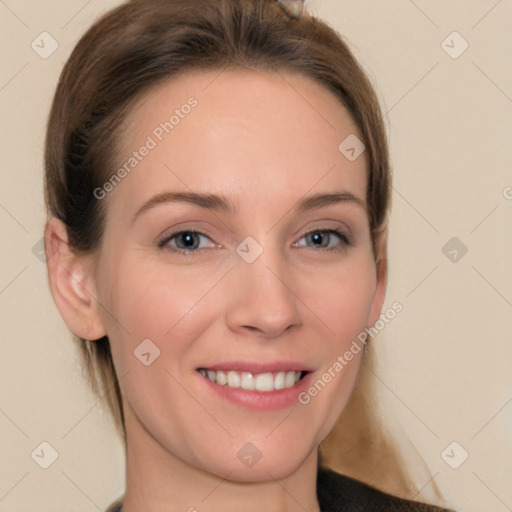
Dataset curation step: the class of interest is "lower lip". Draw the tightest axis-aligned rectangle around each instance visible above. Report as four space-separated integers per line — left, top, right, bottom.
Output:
196 371 314 411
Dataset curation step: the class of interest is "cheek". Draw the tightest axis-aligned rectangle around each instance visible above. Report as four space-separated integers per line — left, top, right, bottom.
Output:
299 257 375 438
100 252 226 367
302 253 377 345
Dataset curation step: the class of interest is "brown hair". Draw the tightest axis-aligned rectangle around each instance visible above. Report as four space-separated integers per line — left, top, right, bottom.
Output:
44 0 439 503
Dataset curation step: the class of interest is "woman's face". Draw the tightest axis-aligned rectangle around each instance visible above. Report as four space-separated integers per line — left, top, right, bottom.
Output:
93 69 386 480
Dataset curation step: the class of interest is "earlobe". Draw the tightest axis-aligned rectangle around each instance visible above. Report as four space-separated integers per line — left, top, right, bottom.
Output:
44 218 107 341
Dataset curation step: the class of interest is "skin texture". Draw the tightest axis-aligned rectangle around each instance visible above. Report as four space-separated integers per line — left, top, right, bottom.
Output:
45 68 387 512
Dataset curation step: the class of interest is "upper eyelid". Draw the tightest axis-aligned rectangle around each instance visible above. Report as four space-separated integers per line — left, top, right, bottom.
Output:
158 230 215 247
295 228 351 246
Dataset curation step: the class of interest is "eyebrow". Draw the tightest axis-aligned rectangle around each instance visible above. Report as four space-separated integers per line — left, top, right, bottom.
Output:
132 190 365 223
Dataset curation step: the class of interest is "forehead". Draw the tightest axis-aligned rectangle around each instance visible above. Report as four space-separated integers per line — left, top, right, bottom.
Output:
112 68 367 211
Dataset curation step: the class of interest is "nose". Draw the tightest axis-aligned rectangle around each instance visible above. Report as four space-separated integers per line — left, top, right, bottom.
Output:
225 244 303 339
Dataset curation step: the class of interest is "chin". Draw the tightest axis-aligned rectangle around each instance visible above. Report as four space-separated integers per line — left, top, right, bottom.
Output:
200 446 313 483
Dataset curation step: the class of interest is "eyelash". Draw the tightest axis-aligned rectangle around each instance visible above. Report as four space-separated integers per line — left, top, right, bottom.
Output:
157 228 352 257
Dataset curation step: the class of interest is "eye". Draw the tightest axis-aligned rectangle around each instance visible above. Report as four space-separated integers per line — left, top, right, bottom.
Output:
294 229 351 250
158 230 216 253
157 228 351 255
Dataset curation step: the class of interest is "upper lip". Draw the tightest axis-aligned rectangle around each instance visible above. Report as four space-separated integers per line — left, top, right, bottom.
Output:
196 361 314 374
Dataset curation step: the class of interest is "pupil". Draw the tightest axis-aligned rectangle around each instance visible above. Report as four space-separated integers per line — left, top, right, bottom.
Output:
179 232 197 248
311 232 327 247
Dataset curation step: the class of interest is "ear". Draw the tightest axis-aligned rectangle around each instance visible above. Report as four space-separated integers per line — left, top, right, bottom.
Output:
44 217 107 341
367 225 388 328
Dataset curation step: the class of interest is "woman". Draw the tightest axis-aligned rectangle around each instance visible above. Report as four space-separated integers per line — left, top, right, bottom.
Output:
43 0 455 510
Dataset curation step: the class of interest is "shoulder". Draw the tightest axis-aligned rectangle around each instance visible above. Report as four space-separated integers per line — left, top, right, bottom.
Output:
317 466 455 512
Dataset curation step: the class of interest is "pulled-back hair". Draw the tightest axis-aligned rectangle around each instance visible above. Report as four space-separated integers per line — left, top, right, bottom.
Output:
44 0 438 502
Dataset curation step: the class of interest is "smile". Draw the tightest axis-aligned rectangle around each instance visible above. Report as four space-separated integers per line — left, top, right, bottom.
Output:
197 368 306 392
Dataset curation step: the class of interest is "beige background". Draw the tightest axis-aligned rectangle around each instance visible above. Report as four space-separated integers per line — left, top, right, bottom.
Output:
1 1 511 511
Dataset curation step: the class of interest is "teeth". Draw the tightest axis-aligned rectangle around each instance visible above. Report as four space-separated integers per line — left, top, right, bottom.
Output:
199 369 304 391
286 371 297 387
274 371 285 390
227 370 241 388
241 372 255 390
254 373 274 391
216 370 227 386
